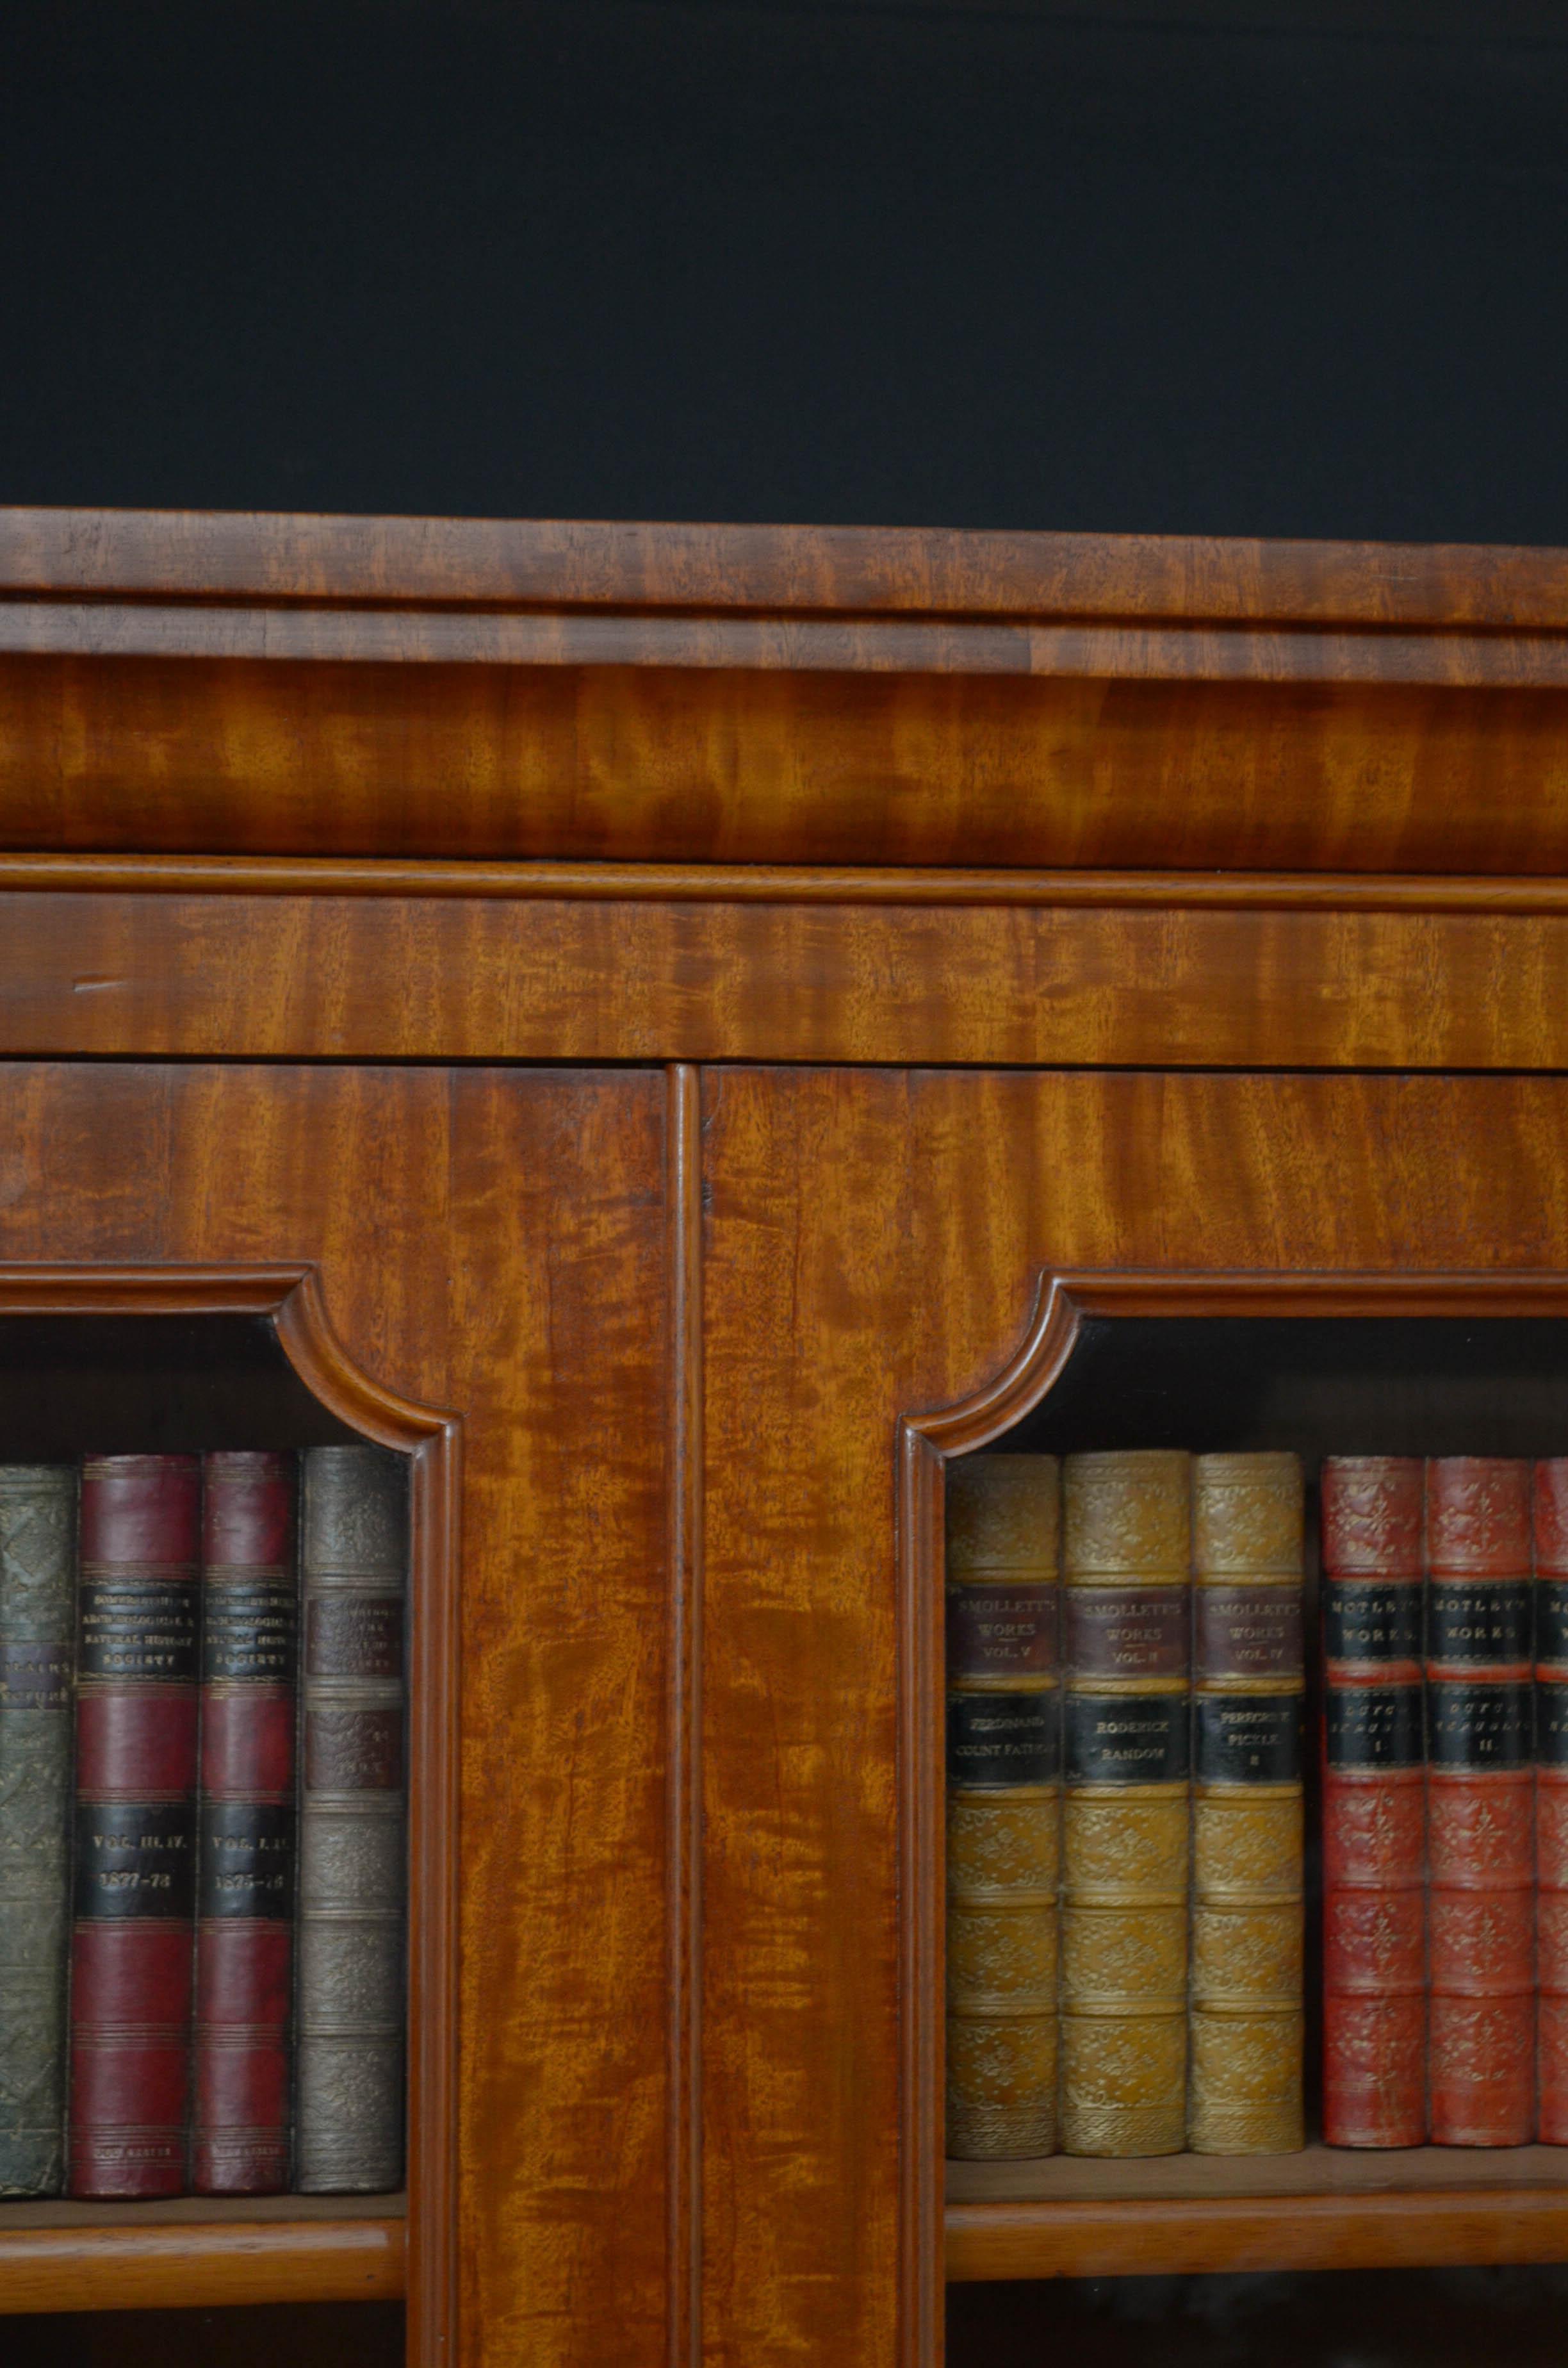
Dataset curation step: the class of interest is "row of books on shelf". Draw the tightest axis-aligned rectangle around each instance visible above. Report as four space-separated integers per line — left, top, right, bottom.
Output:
945 1449 1568 2162
0 1444 407 2201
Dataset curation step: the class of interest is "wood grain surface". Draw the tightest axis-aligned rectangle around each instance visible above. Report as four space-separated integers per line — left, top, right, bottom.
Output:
13 604 1568 689
666 1067 705 2368
5 653 1568 869
947 2143 1568 2203
4 511 1567 866
0 2220 403 2314
4 507 1567 625
943 2190 1568 2282
944 2092 1568 2278
12 889 1568 1069
699 1069 1568 2367
0 1065 672 2368
15 855 1568 911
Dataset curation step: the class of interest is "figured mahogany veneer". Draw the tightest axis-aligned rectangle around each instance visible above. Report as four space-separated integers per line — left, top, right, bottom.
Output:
4 509 1568 869
8 514 1568 2366
10 876 1568 1069
8 506 1568 617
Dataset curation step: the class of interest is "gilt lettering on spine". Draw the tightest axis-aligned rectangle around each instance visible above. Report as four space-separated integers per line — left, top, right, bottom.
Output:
193 1451 300 2194
1424 1459 1535 2147
1189 1453 1305 2155
1321 1457 1427 2148
69 1454 202 2199
943 1454 1060 2160
1060 1451 1190 2157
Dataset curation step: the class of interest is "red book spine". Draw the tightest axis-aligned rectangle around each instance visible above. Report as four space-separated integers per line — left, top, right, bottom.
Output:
69 1454 201 2199
193 1452 298 2195
1321 1456 1427 2148
1535 1461 1568 2143
1426 1458 1535 2147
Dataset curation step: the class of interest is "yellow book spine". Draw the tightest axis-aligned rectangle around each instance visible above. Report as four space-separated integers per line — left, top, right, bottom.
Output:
1060 1449 1190 2157
944 1454 1060 2160
1188 1451 1306 2155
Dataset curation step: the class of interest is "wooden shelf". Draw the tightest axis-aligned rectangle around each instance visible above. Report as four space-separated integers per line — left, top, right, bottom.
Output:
0 2192 407 2314
945 2148 1568 2282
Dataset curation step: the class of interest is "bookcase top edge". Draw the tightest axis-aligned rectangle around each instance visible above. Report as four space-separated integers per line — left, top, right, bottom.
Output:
3 506 1568 636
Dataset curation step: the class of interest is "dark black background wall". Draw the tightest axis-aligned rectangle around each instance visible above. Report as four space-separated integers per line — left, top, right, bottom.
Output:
4 0 1567 538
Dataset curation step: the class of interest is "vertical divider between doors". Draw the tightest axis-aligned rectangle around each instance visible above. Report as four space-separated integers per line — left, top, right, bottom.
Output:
667 1062 705 2368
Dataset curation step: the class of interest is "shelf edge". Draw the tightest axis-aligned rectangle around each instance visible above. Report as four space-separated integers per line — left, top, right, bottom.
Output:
945 2190 1568 2282
0 2217 406 2314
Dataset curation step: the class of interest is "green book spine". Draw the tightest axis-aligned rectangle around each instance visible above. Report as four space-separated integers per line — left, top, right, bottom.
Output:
0 1465 78 2196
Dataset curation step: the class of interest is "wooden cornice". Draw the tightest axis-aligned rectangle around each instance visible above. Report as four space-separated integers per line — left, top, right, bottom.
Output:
0 509 1566 685
2 506 1566 867
3 506 1568 632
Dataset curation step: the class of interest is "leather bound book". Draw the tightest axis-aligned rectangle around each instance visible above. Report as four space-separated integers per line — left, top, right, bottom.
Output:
296 1443 409 2193
1537 1460 1568 2142
1188 1453 1305 2155
1059 1450 1190 2157
944 1455 1059 2160
1426 1458 1534 2147
1321 1456 1426 2148
0 1467 77 2196
193 1452 299 2195
69 1453 201 2199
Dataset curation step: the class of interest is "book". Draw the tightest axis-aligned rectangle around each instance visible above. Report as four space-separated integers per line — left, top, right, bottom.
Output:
193 1451 300 2194
296 1443 409 2192
69 1452 202 2199
1537 1459 1568 2143
1188 1452 1305 2155
1320 1456 1426 2148
0 1466 77 2196
1059 1449 1190 2157
1423 1458 1534 2146
943 1454 1060 2161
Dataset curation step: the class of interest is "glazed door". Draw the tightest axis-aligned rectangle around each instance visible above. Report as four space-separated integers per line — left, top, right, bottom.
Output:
0 1060 679 2368
696 1067 1568 2368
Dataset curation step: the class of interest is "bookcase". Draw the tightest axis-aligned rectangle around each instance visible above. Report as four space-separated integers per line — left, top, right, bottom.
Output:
3 508 1568 2364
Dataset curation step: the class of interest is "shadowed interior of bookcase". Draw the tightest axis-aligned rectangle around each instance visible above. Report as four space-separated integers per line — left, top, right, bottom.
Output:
4 2300 405 2367
953 1316 1568 2194
0 1315 362 1457
947 2261 1568 2368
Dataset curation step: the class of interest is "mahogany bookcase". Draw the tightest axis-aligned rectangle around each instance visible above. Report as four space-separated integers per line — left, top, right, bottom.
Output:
3 508 1568 2364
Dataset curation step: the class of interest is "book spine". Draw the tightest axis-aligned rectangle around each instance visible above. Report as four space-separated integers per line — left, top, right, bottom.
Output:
1059 1449 1190 2158
943 1454 1060 2162
0 1467 77 2196
1321 1455 1426 2148
193 1451 299 2195
1426 1458 1535 2146
1188 1453 1305 2155
296 1443 409 2192
69 1453 201 2199
1537 1460 1568 2142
